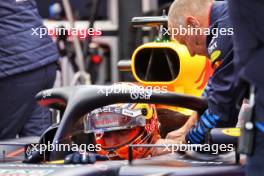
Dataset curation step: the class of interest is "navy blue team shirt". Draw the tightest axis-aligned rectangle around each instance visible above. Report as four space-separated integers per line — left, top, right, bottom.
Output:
0 0 58 78
205 1 241 127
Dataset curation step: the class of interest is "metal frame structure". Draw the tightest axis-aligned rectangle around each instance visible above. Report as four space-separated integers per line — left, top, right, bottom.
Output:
43 0 119 83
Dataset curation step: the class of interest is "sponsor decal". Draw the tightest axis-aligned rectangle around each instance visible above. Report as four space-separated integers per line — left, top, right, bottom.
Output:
222 128 240 137
210 50 221 63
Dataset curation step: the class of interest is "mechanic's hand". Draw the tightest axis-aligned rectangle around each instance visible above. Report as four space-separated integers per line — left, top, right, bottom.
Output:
152 112 200 156
64 152 108 164
165 126 188 142
166 112 199 143
152 138 181 156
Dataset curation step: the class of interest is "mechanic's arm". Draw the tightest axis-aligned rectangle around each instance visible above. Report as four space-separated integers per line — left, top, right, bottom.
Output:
185 109 220 144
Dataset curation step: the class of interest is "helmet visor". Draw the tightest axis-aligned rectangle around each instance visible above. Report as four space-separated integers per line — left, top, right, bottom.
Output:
84 107 146 133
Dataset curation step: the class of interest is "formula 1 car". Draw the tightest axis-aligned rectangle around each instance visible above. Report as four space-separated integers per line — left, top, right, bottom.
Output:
0 84 244 176
0 16 244 176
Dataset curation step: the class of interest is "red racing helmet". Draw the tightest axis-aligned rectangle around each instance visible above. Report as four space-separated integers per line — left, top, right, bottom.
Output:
84 103 160 160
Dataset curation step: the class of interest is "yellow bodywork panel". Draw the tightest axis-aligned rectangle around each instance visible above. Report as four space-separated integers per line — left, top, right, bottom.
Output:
131 41 213 115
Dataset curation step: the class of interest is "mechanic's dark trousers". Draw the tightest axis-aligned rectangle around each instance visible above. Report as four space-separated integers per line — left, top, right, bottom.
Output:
227 0 264 175
246 89 264 176
0 63 57 139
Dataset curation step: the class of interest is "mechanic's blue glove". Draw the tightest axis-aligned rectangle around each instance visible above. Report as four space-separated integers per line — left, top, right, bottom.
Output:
64 152 109 164
186 109 220 144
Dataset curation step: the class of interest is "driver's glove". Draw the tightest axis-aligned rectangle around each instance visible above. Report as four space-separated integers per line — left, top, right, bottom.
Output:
64 152 109 164
186 109 220 144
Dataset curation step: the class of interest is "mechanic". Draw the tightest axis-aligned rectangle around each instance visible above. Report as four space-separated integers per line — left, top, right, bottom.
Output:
228 1 264 175
0 0 59 139
158 0 242 146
